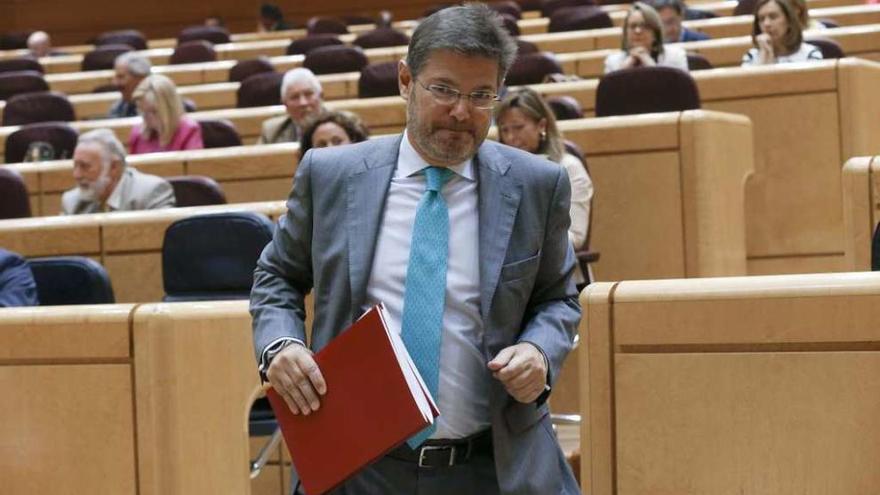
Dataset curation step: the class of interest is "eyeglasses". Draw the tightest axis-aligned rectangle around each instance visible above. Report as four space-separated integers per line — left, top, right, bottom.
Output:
627 21 648 32
415 79 499 110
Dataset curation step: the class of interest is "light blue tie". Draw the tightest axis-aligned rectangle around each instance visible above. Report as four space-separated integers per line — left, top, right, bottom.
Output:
401 166 454 448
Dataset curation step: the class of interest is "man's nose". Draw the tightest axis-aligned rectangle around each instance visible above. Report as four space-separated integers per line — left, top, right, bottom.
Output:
448 97 471 121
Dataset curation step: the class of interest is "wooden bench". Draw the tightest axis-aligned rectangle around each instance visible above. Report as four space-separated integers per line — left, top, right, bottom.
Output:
580 272 880 494
3 143 298 215
0 301 262 495
23 22 880 123
38 4 880 102
0 109 752 303
0 201 286 302
841 155 880 270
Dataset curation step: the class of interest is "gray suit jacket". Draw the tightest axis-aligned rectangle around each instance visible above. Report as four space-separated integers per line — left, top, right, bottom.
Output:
250 135 581 494
61 167 175 215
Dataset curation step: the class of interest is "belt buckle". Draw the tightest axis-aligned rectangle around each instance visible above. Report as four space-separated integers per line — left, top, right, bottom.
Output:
418 445 456 467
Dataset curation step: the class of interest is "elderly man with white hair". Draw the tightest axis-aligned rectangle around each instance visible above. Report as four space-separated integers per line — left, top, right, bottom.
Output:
108 52 152 118
27 31 53 58
257 68 324 144
62 129 175 215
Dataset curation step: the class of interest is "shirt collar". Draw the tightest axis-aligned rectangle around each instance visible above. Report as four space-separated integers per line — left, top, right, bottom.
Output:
397 130 475 181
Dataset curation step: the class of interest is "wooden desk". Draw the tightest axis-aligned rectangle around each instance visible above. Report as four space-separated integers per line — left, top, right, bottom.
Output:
4 143 298 216
0 109 752 304
841 156 880 270
580 272 880 494
0 201 286 302
0 301 261 495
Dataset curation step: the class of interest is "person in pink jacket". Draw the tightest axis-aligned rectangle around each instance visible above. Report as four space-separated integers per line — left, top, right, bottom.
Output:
129 74 204 154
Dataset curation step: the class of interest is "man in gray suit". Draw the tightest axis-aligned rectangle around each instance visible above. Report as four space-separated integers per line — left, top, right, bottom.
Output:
251 4 581 494
62 129 175 215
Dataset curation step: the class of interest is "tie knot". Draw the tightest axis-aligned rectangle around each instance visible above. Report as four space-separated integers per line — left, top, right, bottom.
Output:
424 167 454 192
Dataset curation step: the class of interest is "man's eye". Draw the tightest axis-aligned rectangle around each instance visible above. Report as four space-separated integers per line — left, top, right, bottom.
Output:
432 85 456 96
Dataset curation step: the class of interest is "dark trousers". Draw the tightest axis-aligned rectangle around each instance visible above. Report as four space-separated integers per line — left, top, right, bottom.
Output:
328 452 500 495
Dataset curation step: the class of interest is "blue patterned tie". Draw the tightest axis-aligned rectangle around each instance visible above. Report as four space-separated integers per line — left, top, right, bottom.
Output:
401 166 454 448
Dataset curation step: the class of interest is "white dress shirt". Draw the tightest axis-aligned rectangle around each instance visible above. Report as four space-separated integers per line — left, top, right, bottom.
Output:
363 131 490 439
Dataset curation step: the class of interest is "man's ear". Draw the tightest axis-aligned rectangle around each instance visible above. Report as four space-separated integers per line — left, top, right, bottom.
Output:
398 60 412 100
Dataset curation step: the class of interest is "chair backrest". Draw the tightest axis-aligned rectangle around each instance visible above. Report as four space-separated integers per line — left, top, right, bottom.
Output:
687 53 714 71
516 39 539 56
5 122 78 163
505 52 563 86
490 0 523 19
229 57 275 83
236 71 284 108
0 168 31 218
81 44 133 71
29 256 115 305
0 31 32 50
548 5 612 32
684 7 718 19
303 45 368 75
198 119 242 148
806 38 845 59
342 14 376 25
286 34 344 56
170 40 216 65
162 212 274 301
733 0 757 15
546 95 584 120
3 91 76 125
178 25 230 45
167 175 227 207
95 29 147 51
0 57 43 74
0 70 48 100
352 28 410 49
517 0 542 11
541 0 596 17
499 13 521 36
873 222 880 271
358 61 401 98
595 66 701 117
306 16 349 35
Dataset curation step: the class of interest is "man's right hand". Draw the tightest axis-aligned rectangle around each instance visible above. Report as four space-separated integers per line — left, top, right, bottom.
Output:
266 343 327 415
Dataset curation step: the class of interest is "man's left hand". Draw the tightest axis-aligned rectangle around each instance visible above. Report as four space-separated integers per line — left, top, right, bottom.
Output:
487 343 548 403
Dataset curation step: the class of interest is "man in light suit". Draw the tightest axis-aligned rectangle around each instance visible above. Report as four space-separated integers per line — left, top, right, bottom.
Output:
62 128 175 215
251 4 581 494
256 68 324 144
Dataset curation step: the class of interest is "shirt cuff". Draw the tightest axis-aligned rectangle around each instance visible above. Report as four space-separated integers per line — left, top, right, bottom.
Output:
258 337 304 381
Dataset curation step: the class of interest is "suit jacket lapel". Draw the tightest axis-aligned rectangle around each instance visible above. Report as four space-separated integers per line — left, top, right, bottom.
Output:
477 143 521 332
346 135 401 321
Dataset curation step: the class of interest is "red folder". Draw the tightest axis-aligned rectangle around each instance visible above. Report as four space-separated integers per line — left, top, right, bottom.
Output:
265 304 439 495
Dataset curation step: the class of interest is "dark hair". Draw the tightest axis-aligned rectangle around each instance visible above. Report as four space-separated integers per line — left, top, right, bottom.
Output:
751 0 802 54
406 3 518 85
299 110 370 155
650 0 685 16
260 3 284 21
622 2 665 60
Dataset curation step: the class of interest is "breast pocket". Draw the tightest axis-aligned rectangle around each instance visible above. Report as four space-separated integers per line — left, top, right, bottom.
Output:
499 251 541 284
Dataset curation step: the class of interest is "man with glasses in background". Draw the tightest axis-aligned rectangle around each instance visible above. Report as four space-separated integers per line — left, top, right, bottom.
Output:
251 4 581 494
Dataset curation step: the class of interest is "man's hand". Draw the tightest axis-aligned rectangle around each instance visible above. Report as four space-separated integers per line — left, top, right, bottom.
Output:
266 343 327 415
487 343 548 404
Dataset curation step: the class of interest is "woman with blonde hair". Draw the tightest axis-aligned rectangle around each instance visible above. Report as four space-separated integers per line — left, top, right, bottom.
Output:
495 88 593 278
604 1 689 73
741 0 822 65
129 74 204 154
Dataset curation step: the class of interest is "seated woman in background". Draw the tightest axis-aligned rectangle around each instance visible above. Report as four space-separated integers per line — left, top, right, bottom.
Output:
742 0 823 66
129 74 204 154
495 88 593 275
299 110 369 156
604 1 689 74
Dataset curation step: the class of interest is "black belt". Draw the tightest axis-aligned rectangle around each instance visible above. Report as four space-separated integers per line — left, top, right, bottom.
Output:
387 429 493 468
